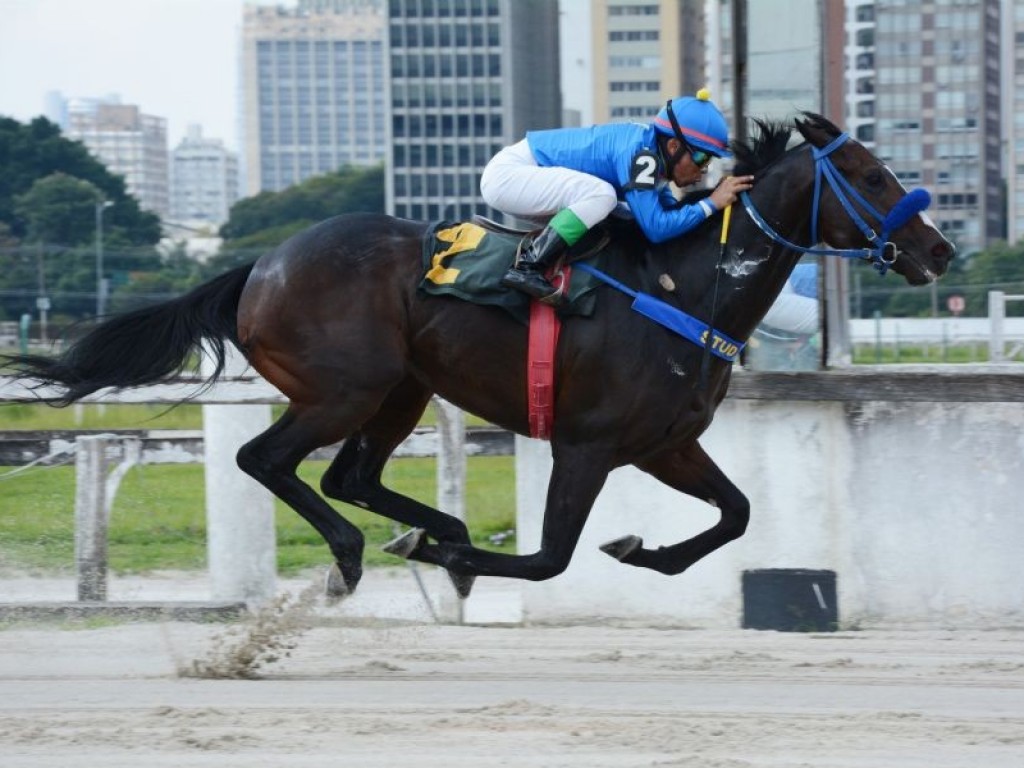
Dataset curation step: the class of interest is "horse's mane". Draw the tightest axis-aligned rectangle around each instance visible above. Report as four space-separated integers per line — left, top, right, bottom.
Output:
674 117 794 208
730 118 794 176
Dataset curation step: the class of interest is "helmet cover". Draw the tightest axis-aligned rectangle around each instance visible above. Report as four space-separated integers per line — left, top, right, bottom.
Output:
653 88 731 158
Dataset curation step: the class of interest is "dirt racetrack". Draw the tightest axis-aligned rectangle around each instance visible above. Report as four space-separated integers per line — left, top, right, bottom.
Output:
2 616 1023 766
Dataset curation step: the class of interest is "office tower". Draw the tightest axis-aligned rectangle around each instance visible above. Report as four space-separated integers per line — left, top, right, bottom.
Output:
591 0 706 124
385 0 561 222
846 0 1002 255
61 95 170 218
1005 0 1023 244
169 125 240 228
241 0 386 195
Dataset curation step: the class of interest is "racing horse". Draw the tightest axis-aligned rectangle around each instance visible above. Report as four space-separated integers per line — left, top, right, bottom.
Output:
4 114 954 598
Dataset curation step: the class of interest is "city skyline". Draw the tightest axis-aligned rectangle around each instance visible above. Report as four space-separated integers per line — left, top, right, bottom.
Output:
0 0 248 151
0 0 592 152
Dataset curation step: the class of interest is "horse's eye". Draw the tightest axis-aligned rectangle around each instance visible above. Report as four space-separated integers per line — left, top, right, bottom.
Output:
865 170 885 188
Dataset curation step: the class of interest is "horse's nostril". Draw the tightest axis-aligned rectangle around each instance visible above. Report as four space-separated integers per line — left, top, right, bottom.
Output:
933 241 955 262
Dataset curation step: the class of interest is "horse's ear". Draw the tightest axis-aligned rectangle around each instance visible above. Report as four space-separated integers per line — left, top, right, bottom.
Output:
794 112 842 148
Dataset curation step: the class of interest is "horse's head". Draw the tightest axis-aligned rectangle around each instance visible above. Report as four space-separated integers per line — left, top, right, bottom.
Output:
794 114 956 285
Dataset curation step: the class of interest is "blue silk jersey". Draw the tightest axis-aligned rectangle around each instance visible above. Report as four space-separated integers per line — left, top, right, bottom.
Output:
526 123 714 244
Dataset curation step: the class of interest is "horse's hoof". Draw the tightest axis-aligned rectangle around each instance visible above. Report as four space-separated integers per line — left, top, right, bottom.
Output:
382 528 427 559
600 535 643 562
446 570 476 599
325 562 356 602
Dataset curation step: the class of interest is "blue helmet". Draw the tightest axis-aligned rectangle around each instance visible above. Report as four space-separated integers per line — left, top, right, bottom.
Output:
653 88 731 158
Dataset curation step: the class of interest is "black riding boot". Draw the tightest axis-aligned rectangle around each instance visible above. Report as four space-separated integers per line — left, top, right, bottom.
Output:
501 226 568 305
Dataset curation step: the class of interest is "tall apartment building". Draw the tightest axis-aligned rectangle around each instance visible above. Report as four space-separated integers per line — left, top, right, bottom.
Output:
55 94 170 218
845 1 877 148
241 0 387 195
1006 0 1024 244
169 125 240 228
386 0 561 222
712 0 845 132
590 0 706 124
845 0 1002 255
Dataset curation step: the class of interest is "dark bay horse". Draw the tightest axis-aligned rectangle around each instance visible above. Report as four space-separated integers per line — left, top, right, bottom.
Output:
5 115 954 598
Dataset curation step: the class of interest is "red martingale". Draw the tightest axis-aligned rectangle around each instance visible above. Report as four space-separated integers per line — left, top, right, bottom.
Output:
526 266 570 440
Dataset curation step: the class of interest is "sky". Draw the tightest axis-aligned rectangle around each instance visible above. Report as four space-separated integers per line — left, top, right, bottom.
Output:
0 0 246 150
0 0 591 154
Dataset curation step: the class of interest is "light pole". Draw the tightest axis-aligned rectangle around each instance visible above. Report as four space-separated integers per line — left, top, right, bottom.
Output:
95 200 113 317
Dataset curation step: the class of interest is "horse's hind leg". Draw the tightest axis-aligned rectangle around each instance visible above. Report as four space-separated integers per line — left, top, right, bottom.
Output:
236 401 382 597
319 379 475 592
601 441 750 575
389 442 613 582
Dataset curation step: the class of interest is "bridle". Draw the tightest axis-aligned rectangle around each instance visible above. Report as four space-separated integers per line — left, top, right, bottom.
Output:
738 132 931 275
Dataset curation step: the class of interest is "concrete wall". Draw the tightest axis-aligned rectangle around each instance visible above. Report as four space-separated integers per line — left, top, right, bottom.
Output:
515 370 1024 629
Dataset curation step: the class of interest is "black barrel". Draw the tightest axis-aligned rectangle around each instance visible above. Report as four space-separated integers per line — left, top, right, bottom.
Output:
742 568 838 632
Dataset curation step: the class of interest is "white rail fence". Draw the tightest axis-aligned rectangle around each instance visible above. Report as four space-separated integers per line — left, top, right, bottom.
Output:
0 363 469 616
987 291 1024 362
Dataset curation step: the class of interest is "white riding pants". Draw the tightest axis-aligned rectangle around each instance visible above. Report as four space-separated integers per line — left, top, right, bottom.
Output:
761 283 819 335
479 140 619 230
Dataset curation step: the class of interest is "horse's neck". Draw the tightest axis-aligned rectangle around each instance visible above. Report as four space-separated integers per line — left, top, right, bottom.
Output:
693 151 815 341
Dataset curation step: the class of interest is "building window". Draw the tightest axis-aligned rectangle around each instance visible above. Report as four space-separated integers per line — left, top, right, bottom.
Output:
609 30 659 41
608 4 659 15
855 124 874 142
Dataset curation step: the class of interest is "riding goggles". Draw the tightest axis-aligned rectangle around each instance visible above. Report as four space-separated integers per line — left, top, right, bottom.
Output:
663 99 714 169
688 145 712 169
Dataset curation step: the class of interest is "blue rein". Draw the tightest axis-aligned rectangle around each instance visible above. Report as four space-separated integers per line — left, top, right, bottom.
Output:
739 132 932 276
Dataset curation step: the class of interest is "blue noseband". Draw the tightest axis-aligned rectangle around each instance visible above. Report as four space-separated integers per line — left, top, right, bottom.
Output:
739 132 932 275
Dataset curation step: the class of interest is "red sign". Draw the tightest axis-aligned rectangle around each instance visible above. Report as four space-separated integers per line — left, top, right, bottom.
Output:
947 295 965 316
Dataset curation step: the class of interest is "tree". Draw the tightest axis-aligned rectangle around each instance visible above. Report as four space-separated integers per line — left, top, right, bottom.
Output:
205 164 386 278
108 243 203 313
959 240 1024 317
13 173 99 245
220 164 384 241
0 116 161 246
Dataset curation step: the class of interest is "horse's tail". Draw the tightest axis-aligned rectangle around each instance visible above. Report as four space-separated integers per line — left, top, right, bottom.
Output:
4 263 255 406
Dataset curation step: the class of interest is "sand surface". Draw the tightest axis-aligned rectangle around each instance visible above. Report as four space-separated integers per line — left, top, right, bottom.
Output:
1 574 1022 768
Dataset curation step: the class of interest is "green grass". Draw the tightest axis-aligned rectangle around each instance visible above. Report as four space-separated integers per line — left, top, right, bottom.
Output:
851 343 1021 364
0 402 493 431
0 456 515 575
0 403 206 430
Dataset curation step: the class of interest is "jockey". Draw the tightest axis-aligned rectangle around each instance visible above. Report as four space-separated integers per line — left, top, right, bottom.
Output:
480 88 755 304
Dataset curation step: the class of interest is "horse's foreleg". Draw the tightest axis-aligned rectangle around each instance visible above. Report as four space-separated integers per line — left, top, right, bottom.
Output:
390 443 612 582
237 403 379 597
602 442 749 575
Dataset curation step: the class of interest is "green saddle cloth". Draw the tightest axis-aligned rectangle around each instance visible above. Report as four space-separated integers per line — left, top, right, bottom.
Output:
418 221 604 323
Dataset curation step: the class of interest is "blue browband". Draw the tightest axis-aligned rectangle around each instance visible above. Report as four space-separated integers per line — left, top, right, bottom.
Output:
739 132 932 275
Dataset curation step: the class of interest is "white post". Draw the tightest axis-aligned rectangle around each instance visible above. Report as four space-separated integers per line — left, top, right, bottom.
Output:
202 347 276 604
433 397 466 623
989 290 1005 363
74 435 109 601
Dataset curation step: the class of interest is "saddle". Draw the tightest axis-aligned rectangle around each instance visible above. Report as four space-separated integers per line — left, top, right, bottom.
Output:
420 218 616 441
419 219 611 322
472 214 612 267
